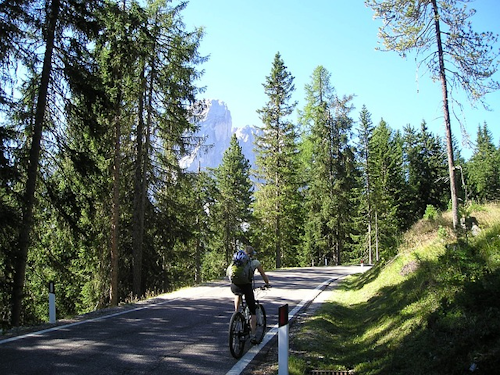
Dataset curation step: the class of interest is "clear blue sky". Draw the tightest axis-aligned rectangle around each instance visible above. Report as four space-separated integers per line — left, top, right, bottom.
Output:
182 0 500 160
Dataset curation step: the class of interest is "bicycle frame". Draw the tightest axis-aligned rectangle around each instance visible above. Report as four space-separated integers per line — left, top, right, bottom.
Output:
228 284 268 359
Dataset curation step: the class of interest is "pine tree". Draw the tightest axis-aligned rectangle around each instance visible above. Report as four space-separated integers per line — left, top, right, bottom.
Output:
9 0 105 326
94 0 145 306
467 123 500 201
213 134 253 263
366 0 500 229
404 121 449 222
128 0 205 298
0 0 26 313
300 66 358 265
1 0 206 323
356 105 375 264
254 52 302 269
142 2 205 293
0 125 21 325
0 0 30 106
370 119 404 260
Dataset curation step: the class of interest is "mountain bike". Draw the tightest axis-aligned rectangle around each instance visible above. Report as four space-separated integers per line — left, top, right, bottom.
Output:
228 284 269 359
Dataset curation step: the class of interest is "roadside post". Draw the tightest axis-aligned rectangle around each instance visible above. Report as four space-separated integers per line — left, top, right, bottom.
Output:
49 281 56 324
278 304 289 375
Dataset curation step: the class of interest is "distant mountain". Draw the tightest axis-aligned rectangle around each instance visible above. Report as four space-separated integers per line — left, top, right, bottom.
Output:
180 99 260 172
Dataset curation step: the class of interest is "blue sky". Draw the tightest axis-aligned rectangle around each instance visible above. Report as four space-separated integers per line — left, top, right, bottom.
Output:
182 0 500 160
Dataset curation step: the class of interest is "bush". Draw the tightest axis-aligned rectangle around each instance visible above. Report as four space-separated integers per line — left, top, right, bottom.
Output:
424 205 439 220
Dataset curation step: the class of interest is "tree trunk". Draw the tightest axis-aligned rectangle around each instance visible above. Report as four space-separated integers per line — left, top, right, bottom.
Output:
368 217 373 264
110 113 120 307
366 157 373 264
375 210 379 262
275 167 281 269
195 163 201 284
132 64 146 298
431 0 459 229
11 0 60 327
275 214 281 269
195 223 201 284
336 223 341 266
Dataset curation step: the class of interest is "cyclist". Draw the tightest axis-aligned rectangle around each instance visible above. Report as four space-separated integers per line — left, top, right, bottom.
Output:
230 245 270 344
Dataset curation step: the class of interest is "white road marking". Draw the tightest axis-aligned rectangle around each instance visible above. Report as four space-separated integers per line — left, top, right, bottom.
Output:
225 277 340 375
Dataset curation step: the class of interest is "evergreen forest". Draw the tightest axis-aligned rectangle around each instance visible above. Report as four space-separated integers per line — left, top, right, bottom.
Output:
1 0 499 329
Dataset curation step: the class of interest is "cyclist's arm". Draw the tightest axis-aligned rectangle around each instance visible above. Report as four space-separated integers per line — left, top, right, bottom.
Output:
256 264 270 285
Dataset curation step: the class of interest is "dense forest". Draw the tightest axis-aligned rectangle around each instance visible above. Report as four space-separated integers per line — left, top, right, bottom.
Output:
1 0 499 328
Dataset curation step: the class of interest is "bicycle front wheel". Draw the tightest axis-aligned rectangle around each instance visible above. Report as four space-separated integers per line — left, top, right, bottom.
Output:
254 304 267 344
228 311 246 359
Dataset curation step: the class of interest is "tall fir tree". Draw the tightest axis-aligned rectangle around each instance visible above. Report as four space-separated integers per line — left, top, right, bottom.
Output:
2 0 205 325
369 119 405 260
129 0 205 298
300 66 359 266
7 0 105 326
404 121 450 222
466 123 500 202
356 105 375 264
213 134 253 263
253 52 302 269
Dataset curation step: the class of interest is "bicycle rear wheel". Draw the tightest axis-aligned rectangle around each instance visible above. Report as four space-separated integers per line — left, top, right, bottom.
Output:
254 304 267 344
228 311 246 358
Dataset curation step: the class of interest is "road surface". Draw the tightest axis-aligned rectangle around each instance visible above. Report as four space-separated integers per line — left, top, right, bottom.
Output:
0 266 367 375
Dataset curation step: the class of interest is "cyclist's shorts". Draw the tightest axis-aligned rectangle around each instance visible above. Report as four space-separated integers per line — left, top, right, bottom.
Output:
231 283 256 314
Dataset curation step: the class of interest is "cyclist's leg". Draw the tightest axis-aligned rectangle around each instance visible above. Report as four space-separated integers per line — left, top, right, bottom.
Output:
254 304 267 343
250 315 257 338
241 284 257 338
242 284 256 314
230 284 244 312
233 295 241 312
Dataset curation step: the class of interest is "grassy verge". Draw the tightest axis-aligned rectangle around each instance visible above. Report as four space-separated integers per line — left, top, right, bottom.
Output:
290 203 500 375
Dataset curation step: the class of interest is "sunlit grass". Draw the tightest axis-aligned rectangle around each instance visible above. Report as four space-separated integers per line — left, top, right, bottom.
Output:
291 203 500 374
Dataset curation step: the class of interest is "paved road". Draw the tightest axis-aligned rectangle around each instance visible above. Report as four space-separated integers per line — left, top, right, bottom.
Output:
0 266 367 375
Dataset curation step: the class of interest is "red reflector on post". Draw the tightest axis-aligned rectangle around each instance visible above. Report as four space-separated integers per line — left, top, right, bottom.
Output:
278 304 288 327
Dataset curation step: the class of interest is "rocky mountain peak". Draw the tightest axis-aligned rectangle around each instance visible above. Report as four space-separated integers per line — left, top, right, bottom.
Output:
181 99 259 172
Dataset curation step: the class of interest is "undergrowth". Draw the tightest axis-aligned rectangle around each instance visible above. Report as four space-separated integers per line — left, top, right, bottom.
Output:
291 203 500 375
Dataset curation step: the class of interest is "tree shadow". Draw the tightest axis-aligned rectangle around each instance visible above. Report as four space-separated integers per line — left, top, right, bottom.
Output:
293 238 500 374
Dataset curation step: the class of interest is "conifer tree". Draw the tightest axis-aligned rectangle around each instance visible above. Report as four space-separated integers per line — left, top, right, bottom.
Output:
370 119 404 260
213 134 253 263
0 0 30 106
357 105 375 264
7 0 105 326
467 123 500 201
404 121 449 222
0 0 28 314
300 66 358 265
10 0 61 327
1 0 205 323
366 0 500 229
254 52 302 269
129 0 205 298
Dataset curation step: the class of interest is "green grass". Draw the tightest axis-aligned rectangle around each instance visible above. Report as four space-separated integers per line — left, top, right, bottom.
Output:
291 203 500 375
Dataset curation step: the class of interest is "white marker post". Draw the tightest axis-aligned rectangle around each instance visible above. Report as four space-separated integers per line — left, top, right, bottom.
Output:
278 304 289 375
49 281 56 324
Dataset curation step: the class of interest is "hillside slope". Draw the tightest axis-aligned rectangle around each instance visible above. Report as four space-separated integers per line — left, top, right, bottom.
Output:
292 203 500 375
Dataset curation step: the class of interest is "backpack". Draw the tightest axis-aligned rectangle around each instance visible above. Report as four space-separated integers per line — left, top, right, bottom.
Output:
227 250 253 285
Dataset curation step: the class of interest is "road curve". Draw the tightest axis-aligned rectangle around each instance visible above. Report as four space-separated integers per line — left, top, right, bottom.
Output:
0 266 367 375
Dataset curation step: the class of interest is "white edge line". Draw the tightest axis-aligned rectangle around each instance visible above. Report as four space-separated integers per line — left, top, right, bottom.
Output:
225 277 339 375
2 275 344 374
